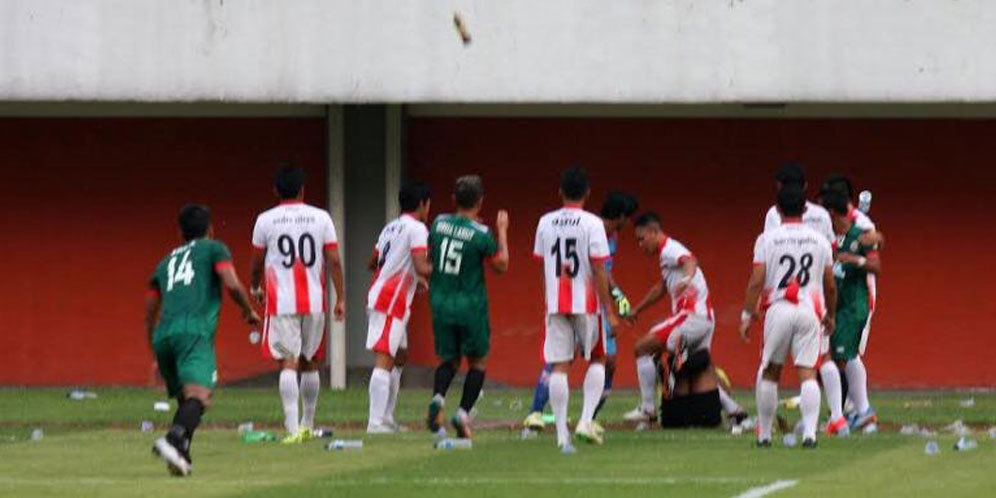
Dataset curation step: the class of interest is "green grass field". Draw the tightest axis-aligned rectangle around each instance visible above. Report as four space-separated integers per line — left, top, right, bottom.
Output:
1 387 994 497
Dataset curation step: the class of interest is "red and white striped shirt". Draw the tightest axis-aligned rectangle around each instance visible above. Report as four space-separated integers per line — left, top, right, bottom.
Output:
252 201 338 316
753 222 833 316
533 205 611 315
367 214 429 319
658 237 713 320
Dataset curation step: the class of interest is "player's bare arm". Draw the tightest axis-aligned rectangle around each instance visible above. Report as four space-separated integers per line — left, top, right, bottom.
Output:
367 249 380 272
822 263 837 334
628 279 665 322
836 250 882 275
249 248 266 305
738 263 767 343
591 259 620 331
324 245 346 320
489 209 510 273
858 230 885 248
144 279 162 353
217 266 261 329
413 249 433 279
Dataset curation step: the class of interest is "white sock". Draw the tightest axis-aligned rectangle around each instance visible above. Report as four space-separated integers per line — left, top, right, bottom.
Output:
800 378 821 440
299 371 320 429
384 367 403 423
755 377 778 441
718 386 743 415
636 355 658 413
845 357 870 413
367 368 391 429
548 371 570 446
279 369 300 434
819 361 843 420
579 363 605 424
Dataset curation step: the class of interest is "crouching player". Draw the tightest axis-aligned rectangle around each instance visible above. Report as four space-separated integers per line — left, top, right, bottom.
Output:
146 204 260 476
622 212 746 427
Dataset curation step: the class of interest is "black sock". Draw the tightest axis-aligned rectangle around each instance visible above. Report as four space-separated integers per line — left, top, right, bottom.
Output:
839 368 850 413
168 398 204 459
433 361 458 399
459 368 486 413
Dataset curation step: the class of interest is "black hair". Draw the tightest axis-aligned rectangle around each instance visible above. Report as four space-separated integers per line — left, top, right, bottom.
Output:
399 181 431 213
275 164 306 199
633 211 662 229
178 203 211 241
560 166 589 201
821 188 850 216
601 191 640 219
776 184 807 218
820 174 854 200
775 162 806 186
454 175 484 210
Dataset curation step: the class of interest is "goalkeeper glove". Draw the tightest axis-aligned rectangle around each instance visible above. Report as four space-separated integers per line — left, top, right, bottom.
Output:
610 286 631 317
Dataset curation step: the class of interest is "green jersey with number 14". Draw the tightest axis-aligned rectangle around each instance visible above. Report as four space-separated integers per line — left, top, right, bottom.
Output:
428 214 498 317
150 238 233 341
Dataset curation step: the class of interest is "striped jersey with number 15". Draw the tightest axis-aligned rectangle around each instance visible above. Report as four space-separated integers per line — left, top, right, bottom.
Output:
533 204 611 315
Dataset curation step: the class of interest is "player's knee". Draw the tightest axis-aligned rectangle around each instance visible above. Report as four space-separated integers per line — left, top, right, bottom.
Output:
182 385 213 409
634 336 660 357
604 355 617 373
394 349 409 367
797 367 818 382
762 363 782 381
281 358 299 371
466 356 487 370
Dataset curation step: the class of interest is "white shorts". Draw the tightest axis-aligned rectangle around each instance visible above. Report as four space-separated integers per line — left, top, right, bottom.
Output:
264 312 326 361
762 301 822 369
543 313 606 364
366 310 409 357
648 312 714 354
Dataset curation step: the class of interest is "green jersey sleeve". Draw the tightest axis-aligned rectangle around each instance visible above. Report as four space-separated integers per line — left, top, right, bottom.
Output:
480 229 498 258
210 240 234 270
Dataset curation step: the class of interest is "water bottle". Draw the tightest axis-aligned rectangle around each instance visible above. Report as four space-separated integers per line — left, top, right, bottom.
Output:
237 422 254 434
67 390 97 400
434 438 472 450
925 440 939 455
248 332 261 344
241 431 278 443
140 421 155 433
782 433 798 448
313 428 334 438
520 428 538 440
326 439 363 451
30 428 44 441
153 401 171 412
954 437 978 451
858 191 872 213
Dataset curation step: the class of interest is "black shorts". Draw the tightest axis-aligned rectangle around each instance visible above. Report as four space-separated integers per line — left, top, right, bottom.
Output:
659 388 722 428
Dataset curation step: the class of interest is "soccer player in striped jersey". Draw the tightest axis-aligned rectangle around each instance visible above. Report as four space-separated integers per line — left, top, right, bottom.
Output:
147 204 260 476
365 182 433 433
762 164 850 437
425 175 509 439
250 165 345 443
533 167 621 452
522 191 637 434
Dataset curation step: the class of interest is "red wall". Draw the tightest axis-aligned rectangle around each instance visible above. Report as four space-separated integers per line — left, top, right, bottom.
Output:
0 118 326 385
406 118 996 388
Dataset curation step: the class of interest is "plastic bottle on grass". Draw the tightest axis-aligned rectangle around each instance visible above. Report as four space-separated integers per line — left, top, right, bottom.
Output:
954 437 978 452
326 440 363 451
925 440 939 455
30 429 43 441
435 438 472 450
241 431 278 443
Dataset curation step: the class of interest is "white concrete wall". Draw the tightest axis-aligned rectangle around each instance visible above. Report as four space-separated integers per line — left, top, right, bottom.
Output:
2 0 995 103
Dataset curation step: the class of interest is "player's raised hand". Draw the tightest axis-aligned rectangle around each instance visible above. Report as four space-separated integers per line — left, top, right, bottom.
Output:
333 300 346 321
496 209 509 231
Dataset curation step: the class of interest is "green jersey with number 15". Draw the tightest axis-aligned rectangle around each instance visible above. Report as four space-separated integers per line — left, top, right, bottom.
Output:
428 214 498 317
150 238 233 341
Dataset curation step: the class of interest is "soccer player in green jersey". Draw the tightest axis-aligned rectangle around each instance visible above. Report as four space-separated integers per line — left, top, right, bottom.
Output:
822 189 882 430
146 204 260 476
425 175 509 439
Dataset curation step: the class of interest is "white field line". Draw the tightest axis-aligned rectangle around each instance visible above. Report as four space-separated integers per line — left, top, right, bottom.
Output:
0 475 765 487
731 479 800 498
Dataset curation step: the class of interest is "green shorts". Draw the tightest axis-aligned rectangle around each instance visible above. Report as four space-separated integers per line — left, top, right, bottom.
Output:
154 334 217 398
432 311 491 360
831 309 869 362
